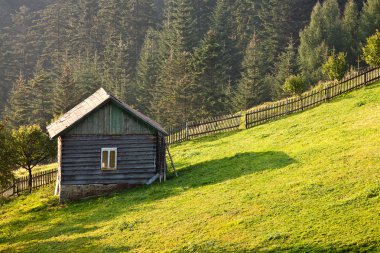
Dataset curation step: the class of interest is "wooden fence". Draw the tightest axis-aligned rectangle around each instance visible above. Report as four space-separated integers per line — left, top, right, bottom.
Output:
166 66 380 144
166 112 242 144
246 66 380 128
0 169 57 198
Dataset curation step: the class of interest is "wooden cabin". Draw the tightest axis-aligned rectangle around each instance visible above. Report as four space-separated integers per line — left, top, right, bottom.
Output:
47 88 168 202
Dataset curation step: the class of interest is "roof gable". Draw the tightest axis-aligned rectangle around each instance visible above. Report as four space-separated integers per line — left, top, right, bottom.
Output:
47 88 167 138
65 101 155 135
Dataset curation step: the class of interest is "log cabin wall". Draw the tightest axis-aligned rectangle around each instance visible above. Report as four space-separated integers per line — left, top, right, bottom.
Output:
60 135 157 185
60 101 159 186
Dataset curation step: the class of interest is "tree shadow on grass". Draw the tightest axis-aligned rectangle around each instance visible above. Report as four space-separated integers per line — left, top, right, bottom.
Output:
170 151 295 189
0 151 295 251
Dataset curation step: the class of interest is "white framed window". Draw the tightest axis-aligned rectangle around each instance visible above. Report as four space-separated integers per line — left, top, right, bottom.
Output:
101 148 117 170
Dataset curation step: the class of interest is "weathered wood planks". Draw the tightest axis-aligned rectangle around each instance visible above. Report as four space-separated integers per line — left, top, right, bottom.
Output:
61 134 157 185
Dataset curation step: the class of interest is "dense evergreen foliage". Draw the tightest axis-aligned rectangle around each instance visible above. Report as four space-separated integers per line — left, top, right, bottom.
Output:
0 120 16 187
0 0 379 128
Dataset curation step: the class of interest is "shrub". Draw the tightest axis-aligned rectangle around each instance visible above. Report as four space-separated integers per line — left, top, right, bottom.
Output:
362 30 380 67
283 75 308 96
322 52 349 81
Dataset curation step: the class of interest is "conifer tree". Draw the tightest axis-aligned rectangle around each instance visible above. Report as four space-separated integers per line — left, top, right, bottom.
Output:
232 0 261 52
342 0 360 65
10 5 37 77
257 0 292 75
0 28 16 118
29 69 54 128
211 0 239 74
135 29 160 115
191 30 225 117
273 37 299 98
193 0 217 41
124 0 159 80
74 54 102 101
54 63 78 116
152 51 194 127
191 0 239 116
77 0 100 53
97 0 125 41
157 0 198 63
0 120 16 187
6 73 32 127
36 2 80 68
153 0 199 125
233 32 264 110
299 0 343 83
359 0 380 43
102 37 131 103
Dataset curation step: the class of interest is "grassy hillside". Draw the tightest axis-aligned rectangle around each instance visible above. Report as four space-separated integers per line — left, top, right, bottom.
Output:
1 82 380 252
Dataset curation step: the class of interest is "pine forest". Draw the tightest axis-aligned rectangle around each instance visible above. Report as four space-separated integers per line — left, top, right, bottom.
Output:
0 0 379 128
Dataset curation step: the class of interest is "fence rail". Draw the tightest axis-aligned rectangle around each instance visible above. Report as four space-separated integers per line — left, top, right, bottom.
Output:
166 112 242 144
246 66 380 128
166 66 380 144
0 169 57 198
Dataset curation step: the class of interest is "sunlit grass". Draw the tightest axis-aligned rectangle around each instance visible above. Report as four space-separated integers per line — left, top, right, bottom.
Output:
13 163 58 178
1 82 380 252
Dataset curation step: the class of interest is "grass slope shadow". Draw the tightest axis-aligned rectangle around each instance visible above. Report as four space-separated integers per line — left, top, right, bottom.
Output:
0 151 295 253
171 151 296 188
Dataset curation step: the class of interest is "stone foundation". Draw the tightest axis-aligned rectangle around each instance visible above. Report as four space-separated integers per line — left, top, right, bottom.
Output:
59 184 140 202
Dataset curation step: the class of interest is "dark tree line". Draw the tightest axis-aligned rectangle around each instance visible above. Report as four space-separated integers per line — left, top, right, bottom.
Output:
0 0 379 129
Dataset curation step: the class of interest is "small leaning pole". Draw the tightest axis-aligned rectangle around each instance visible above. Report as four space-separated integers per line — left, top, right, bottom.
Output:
164 138 178 178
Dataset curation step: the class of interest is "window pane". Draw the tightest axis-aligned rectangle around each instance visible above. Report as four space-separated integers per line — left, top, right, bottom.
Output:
102 151 108 168
109 150 116 168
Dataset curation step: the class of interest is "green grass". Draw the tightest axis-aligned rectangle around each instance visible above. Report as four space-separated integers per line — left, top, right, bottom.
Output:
1 82 380 252
13 163 58 178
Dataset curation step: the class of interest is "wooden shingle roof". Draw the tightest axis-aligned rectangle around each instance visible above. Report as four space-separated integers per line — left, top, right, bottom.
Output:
47 88 168 139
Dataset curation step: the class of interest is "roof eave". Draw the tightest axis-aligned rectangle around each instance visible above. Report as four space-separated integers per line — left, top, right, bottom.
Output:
47 97 113 139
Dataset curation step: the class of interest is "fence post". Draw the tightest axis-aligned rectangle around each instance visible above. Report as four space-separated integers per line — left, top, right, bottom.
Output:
12 179 16 196
325 83 330 101
185 122 189 141
244 111 248 129
15 179 19 196
364 71 367 86
285 98 289 115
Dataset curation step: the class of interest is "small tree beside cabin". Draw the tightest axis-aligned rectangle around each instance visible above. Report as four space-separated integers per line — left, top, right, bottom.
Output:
11 125 56 193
